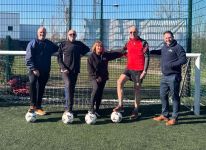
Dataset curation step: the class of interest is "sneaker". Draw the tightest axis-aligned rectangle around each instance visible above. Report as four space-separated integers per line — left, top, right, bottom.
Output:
88 110 94 114
28 106 36 113
35 108 46 116
130 110 139 120
113 105 124 112
95 111 101 118
65 108 75 115
153 115 169 122
166 119 178 126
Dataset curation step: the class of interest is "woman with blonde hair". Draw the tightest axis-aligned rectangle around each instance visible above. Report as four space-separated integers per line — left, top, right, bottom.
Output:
87 40 124 117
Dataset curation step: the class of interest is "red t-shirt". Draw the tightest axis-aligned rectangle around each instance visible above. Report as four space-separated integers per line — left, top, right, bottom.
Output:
124 38 147 71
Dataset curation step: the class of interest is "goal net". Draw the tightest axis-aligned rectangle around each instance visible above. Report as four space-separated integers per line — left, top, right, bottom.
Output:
0 51 201 115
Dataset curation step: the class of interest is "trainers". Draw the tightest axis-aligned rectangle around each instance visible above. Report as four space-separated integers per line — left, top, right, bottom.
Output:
166 119 178 126
113 105 124 112
130 110 139 120
35 108 46 116
95 111 101 118
28 106 36 113
153 115 169 122
65 108 75 115
88 110 94 114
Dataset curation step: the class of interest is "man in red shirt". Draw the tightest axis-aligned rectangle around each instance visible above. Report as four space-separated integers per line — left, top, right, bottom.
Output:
113 26 150 120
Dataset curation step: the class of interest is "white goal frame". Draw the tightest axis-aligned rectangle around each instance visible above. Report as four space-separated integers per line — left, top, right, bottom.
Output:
0 51 201 115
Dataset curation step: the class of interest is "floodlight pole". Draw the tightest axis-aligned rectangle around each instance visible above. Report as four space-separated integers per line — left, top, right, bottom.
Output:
68 0 72 30
185 0 193 103
187 0 192 53
100 0 103 41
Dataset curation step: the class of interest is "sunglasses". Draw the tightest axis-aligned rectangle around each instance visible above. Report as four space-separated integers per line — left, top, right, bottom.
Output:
130 32 137 34
69 33 76 36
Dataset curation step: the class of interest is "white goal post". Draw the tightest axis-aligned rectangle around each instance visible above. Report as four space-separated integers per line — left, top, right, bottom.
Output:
0 51 201 115
186 53 201 115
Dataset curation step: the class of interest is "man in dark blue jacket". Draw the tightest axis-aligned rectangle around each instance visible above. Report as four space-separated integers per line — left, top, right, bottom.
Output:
25 26 58 115
151 31 187 126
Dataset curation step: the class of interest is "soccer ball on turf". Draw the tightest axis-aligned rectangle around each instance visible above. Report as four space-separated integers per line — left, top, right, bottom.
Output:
62 112 74 124
111 112 122 123
25 112 37 122
85 112 97 125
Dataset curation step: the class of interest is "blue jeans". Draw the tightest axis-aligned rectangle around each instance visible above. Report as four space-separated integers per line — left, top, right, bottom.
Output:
160 74 181 120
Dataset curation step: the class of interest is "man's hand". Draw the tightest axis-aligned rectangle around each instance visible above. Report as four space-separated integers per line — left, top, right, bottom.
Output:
33 70 40 77
61 69 69 74
96 77 102 83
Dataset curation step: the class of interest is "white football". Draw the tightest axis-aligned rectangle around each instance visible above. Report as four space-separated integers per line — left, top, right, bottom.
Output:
62 112 74 124
111 112 122 123
25 112 37 122
85 112 97 125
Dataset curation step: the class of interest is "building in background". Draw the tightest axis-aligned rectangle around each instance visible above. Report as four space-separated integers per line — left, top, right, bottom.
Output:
0 12 39 41
82 19 187 51
0 13 20 40
0 12 187 51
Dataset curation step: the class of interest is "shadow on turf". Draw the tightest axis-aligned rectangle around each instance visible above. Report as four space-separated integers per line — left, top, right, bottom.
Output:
28 105 206 125
35 117 62 123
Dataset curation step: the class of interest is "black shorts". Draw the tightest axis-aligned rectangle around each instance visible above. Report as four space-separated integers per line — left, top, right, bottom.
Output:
123 69 143 84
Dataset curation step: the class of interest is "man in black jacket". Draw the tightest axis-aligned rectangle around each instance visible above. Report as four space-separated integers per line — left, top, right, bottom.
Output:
25 26 59 115
152 31 187 126
58 29 90 114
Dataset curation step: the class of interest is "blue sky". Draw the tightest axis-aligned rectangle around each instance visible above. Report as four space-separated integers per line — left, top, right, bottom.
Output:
0 0 188 25
0 0 190 40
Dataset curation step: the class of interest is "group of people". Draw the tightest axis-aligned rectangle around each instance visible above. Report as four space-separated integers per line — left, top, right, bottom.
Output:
25 25 186 126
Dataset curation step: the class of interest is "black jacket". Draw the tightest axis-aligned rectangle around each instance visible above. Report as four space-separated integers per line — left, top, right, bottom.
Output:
87 51 123 81
150 40 187 75
58 40 90 73
25 39 58 72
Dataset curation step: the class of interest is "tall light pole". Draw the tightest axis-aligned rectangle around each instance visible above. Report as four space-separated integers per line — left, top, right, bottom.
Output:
100 0 103 41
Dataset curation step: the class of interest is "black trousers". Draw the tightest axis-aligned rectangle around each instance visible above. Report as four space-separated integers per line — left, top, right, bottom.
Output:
90 79 106 112
28 71 49 108
62 72 78 111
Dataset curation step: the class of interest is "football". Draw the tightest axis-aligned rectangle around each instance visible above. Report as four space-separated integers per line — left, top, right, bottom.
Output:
62 111 74 124
111 111 122 123
25 112 37 122
85 112 97 125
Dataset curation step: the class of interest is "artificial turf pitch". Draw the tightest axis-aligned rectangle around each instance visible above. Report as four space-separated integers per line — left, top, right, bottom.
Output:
0 104 206 150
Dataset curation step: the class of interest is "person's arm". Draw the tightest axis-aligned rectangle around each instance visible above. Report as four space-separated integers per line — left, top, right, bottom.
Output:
144 49 150 73
140 41 149 79
45 39 59 54
87 55 97 80
57 43 68 73
109 42 128 57
80 42 90 56
25 40 40 76
150 49 161 55
171 45 187 67
51 42 59 54
106 51 124 61
25 40 36 71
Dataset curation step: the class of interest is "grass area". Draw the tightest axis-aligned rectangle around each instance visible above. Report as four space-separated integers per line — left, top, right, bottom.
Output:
0 104 206 150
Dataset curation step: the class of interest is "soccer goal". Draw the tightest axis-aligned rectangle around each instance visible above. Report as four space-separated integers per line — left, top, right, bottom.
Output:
0 51 201 115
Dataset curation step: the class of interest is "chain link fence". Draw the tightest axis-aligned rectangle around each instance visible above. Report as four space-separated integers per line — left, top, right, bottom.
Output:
0 0 205 110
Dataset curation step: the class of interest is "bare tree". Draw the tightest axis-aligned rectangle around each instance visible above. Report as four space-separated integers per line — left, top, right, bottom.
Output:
60 0 70 26
41 18 45 26
155 0 185 19
51 16 60 42
60 0 71 38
